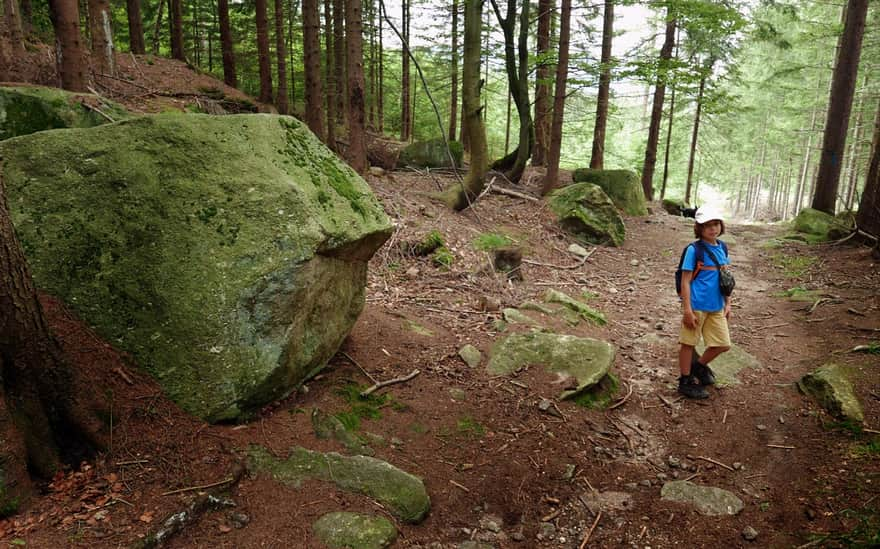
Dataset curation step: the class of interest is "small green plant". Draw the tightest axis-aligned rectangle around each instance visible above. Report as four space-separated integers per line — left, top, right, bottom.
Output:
413 230 445 256
771 253 816 278
852 341 880 355
456 416 485 437
472 232 514 251
772 286 820 301
409 422 428 434
759 501 771 512
332 383 392 431
432 247 454 269
852 438 880 458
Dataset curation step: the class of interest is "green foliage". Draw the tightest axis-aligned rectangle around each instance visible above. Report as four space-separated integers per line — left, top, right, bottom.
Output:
455 416 485 438
852 438 880 458
771 253 816 278
413 230 445 256
772 286 820 301
472 232 514 251
853 342 880 355
431 247 454 269
332 383 391 431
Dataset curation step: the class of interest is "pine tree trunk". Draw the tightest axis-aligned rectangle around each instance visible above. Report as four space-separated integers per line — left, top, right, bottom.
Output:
20 0 33 38
345 0 367 173
532 0 552 166
218 0 236 87
856 95 880 237
303 0 324 138
49 0 87 91
377 10 383 132
4 0 26 56
88 0 115 76
541 0 571 196
590 0 613 170
151 0 164 55
324 0 336 148
812 0 868 214
367 0 375 129
273 0 288 113
660 83 676 201
400 0 410 141
126 0 145 53
448 0 459 143
170 0 184 60
640 12 675 201
255 0 273 103
684 69 707 204
844 76 867 210
333 0 345 126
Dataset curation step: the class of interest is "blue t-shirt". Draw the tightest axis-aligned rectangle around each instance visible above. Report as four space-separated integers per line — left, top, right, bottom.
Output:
682 240 729 313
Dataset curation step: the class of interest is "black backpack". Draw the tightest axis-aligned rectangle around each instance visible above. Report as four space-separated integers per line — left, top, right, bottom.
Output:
675 239 729 296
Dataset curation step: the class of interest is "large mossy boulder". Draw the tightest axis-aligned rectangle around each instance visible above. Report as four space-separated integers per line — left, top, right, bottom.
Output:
313 512 398 549
398 137 463 169
1 113 392 422
793 208 835 240
798 363 864 423
0 85 130 140
571 168 647 215
487 332 616 401
547 183 625 247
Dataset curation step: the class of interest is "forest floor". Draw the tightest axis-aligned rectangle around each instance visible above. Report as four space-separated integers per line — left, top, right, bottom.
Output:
2 57 880 548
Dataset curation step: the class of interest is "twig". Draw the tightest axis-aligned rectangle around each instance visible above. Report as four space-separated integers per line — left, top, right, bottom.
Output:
523 246 599 270
696 455 735 471
162 477 235 496
490 186 541 202
607 381 634 410
113 366 134 385
449 480 470 493
808 298 830 314
683 472 701 482
722 410 728 424
579 511 602 549
360 369 421 397
767 444 796 449
541 508 561 522
116 459 149 466
340 352 378 384
658 394 677 408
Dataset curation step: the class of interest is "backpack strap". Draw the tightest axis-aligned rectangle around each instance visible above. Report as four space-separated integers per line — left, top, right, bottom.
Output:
691 240 706 281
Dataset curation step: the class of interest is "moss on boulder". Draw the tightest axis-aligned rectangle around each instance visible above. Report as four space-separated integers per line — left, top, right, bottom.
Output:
571 168 647 215
487 332 616 401
0 85 130 140
793 208 835 240
398 138 463 169
1 114 392 422
313 512 397 549
248 445 430 523
547 183 625 247
798 363 864 423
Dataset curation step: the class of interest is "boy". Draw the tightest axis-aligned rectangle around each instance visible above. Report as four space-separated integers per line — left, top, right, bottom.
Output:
677 206 732 399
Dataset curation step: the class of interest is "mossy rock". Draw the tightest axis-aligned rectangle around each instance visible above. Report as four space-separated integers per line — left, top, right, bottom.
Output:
543 288 606 325
313 512 397 549
829 210 856 240
798 363 864 423
248 445 430 523
547 183 625 247
0 85 131 140
571 168 647 216
399 138 463 169
1 114 392 422
661 198 686 215
487 332 615 401
793 208 835 240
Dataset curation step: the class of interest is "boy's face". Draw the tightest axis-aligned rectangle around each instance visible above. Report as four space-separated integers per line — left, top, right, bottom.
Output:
700 220 722 239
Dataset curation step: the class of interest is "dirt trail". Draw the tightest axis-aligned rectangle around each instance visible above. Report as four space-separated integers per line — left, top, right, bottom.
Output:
3 171 878 548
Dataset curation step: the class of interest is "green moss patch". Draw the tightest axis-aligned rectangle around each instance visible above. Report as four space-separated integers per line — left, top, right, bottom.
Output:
547 183 626 247
571 168 647 216
313 512 397 549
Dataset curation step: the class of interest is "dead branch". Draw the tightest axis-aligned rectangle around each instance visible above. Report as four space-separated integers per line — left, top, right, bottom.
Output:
340 351 378 384
113 366 134 385
490 186 541 202
523 246 599 270
695 455 735 472
579 511 602 548
607 381 634 410
360 369 421 397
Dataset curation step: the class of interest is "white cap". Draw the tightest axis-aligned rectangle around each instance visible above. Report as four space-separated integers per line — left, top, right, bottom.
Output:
695 206 724 224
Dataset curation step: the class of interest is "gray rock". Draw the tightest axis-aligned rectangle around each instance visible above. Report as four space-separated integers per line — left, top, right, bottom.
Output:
660 481 744 516
568 243 590 257
579 490 634 514
502 308 542 326
459 344 483 368
313 512 397 549
798 363 864 422
448 388 467 401
479 514 503 533
695 344 762 387
741 526 759 541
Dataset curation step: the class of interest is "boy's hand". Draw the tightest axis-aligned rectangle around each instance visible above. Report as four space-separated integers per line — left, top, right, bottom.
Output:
724 302 732 319
683 309 697 329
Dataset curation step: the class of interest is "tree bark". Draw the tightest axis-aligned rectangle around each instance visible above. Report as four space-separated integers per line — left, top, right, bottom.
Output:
333 0 345 125
218 0 236 87
0 176 108 508
274 0 288 113
541 0 570 196
400 0 410 141
856 95 880 237
659 82 676 201
4 0 26 57
49 0 87 91
151 0 164 55
255 0 273 104
532 0 552 166
448 0 459 143
170 0 184 60
684 67 708 204
88 0 115 76
345 0 367 174
640 12 675 201
303 0 325 139
440 0 486 210
126 0 145 54
590 0 613 170
811 0 867 215
324 0 336 148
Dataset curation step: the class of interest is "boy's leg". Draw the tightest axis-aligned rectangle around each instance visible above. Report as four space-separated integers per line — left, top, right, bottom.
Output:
698 312 731 365
679 344 696 375
678 315 708 399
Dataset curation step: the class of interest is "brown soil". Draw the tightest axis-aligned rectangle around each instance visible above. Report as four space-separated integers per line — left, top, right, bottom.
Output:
2 57 879 548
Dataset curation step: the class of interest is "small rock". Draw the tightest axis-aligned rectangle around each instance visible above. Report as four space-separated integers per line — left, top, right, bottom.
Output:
741 526 758 541
479 295 502 312
459 344 482 368
538 399 562 418
390 437 404 448
568 243 589 257
778 416 785 424
479 515 503 533
667 456 681 468
654 322 664 331
630 259 640 266
369 166 386 177
756 424 767 431
511 531 525 542
639 479 652 487
656 473 668 481
562 464 577 481
228 512 250 529
733 462 743 471
406 267 420 277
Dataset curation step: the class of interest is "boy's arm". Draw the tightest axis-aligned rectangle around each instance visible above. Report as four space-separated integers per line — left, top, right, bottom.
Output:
680 270 697 329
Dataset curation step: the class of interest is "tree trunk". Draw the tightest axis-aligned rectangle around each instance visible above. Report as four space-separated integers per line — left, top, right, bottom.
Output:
856 95 880 237
88 0 115 76
333 0 345 126
218 0 236 87
400 0 410 141
126 0 145 53
273 0 288 113
4 0 26 57
440 0 486 210
0 177 108 510
170 0 184 60
590 0 613 170
541 0 570 196
448 0 459 143
151 0 164 55
844 75 867 210
303 0 324 139
367 0 375 129
659 83 676 201
811 0 868 215
345 0 367 174
377 9 383 132
255 0 273 104
532 0 552 166
640 12 675 201
684 68 708 204
324 0 336 148
49 0 87 91
20 0 32 38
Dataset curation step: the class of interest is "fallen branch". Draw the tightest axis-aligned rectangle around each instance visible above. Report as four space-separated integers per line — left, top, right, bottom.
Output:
340 352 378 384
808 298 830 314
490 185 541 202
449 479 470 493
767 444 796 450
607 381 634 410
579 511 602 549
523 246 599 270
696 455 735 472
162 476 237 496
360 369 421 397
113 366 134 385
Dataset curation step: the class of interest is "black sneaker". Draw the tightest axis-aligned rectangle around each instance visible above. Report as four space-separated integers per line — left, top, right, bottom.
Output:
678 375 709 399
692 359 716 386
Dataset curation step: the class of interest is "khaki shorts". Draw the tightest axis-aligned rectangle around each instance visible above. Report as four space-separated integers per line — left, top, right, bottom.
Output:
679 311 731 348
